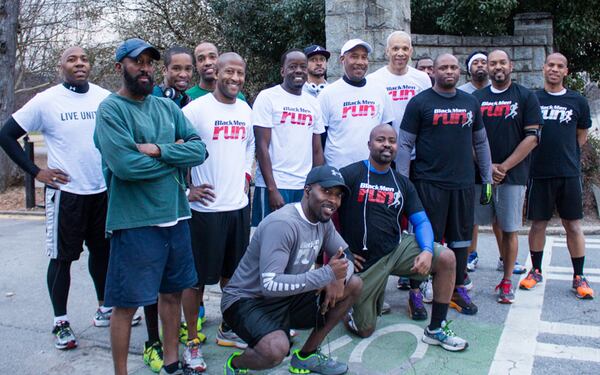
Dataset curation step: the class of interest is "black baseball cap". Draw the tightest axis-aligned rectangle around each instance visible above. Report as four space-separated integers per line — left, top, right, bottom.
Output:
304 45 331 60
305 165 349 195
115 38 160 62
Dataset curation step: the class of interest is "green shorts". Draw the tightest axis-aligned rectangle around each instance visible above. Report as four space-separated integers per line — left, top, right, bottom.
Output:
353 234 444 332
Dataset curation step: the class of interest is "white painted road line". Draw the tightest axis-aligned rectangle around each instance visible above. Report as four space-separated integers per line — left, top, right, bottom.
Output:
349 323 428 363
535 342 600 363
546 266 600 275
327 335 353 352
539 321 600 338
553 238 600 244
546 273 600 283
489 237 555 375
552 242 600 249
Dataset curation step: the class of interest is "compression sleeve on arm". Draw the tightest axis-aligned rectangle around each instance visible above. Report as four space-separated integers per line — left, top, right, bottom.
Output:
473 128 492 184
409 211 434 254
397 129 416 177
0 117 40 176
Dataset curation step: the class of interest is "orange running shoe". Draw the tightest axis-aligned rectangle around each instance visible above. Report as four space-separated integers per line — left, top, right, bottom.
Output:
572 275 594 299
519 269 543 290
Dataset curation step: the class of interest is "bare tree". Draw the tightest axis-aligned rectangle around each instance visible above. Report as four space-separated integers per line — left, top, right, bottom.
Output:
0 0 20 192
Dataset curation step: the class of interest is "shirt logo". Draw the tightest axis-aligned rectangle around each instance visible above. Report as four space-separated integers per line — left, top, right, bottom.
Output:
386 85 417 102
331 169 342 178
212 120 247 140
432 109 473 127
342 100 377 119
280 106 314 127
357 182 403 210
294 239 320 265
541 105 573 124
480 100 519 119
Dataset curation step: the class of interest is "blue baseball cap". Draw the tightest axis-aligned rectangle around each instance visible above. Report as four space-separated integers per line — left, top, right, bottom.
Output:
115 38 160 62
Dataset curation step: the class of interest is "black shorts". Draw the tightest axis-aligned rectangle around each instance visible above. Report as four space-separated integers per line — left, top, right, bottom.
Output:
189 205 250 286
44 188 109 261
223 291 324 348
527 177 583 221
413 181 474 248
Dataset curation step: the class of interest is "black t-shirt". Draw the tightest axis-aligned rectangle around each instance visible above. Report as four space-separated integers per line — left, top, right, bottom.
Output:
338 161 424 271
401 88 484 189
474 83 543 185
531 89 591 178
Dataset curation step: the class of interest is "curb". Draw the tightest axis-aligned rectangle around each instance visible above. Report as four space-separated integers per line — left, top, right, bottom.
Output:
0 210 45 217
478 225 600 235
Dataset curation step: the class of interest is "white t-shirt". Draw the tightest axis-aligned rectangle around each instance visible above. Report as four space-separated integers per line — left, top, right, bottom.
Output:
183 93 254 212
12 83 110 195
319 78 394 169
252 85 325 189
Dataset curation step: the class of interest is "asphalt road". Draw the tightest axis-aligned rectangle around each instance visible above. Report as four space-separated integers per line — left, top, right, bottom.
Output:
0 217 598 374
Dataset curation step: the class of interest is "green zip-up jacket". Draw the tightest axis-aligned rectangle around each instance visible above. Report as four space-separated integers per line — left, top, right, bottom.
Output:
94 93 207 232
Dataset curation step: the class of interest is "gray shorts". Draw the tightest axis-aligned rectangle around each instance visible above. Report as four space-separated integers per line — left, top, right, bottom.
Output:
473 184 526 232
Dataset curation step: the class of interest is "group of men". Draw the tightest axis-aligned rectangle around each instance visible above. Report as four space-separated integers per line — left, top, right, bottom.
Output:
0 28 594 375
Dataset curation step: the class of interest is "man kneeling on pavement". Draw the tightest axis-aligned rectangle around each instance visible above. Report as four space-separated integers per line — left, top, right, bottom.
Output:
338 124 468 351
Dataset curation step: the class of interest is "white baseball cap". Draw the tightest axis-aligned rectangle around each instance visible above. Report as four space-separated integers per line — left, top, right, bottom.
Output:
340 39 373 55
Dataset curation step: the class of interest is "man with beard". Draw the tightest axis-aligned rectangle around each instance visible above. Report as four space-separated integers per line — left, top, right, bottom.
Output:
459 51 492 277
397 54 492 316
186 42 246 101
303 44 330 97
320 39 394 170
473 49 542 304
181 53 254 366
0 46 114 351
338 124 468 352
151 46 194 108
367 31 431 305
252 49 325 227
94 38 207 375
415 56 435 85
221 165 361 375
520 53 594 299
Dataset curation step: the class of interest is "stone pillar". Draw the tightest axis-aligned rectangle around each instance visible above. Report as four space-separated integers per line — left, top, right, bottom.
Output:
325 0 411 79
514 12 553 47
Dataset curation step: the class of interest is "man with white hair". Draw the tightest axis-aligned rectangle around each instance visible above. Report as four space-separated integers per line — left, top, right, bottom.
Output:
319 38 394 170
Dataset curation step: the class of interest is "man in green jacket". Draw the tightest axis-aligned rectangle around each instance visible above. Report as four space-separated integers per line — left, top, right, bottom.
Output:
94 38 207 375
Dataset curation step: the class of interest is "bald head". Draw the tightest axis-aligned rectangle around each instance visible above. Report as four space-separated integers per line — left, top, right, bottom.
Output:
487 49 513 89
194 42 219 84
59 46 90 85
543 52 569 89
546 52 568 65
385 31 413 75
214 51 246 103
195 42 218 56
433 53 458 68
369 123 395 141
60 46 87 65
217 52 245 70
368 124 397 166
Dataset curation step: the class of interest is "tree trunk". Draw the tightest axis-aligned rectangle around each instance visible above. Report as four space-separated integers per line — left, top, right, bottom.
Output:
0 0 20 192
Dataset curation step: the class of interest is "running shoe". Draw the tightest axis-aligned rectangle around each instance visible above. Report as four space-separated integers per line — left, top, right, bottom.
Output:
496 259 527 274
495 279 515 304
178 321 207 345
397 277 410 290
52 320 77 350
224 352 248 375
463 273 473 291
381 301 391 315
572 275 594 299
289 349 348 375
466 251 479 272
408 290 428 321
450 287 478 315
422 320 468 352
216 324 248 349
420 277 433 303
343 311 360 336
93 308 142 327
143 340 164 373
183 338 207 372
519 269 543 290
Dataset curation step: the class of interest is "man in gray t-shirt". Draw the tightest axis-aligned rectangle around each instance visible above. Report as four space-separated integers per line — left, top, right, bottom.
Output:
221 165 361 375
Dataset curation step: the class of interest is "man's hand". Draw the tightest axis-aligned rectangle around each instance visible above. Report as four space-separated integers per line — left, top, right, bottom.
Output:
328 248 348 280
36 168 69 189
136 143 161 158
267 188 285 211
480 183 492 205
411 251 433 276
188 183 216 205
492 163 506 184
321 279 345 315
351 252 365 272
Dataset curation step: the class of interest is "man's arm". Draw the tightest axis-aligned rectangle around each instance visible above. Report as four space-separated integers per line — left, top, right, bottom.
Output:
156 107 207 169
254 126 284 210
495 124 540 183
397 129 416 177
473 128 492 184
312 133 324 167
577 128 589 147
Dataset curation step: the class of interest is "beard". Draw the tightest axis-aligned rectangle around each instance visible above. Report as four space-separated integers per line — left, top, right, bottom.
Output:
123 69 154 96
473 70 488 82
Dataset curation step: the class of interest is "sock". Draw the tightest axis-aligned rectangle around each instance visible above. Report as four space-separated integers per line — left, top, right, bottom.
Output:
428 302 448 330
54 315 69 326
571 256 585 276
144 303 160 344
409 278 422 289
99 305 112 313
531 251 543 272
452 247 468 286
299 349 317 358
163 361 180 374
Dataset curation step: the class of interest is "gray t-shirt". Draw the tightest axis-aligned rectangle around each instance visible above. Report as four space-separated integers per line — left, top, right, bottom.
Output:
221 203 350 311
458 80 491 94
